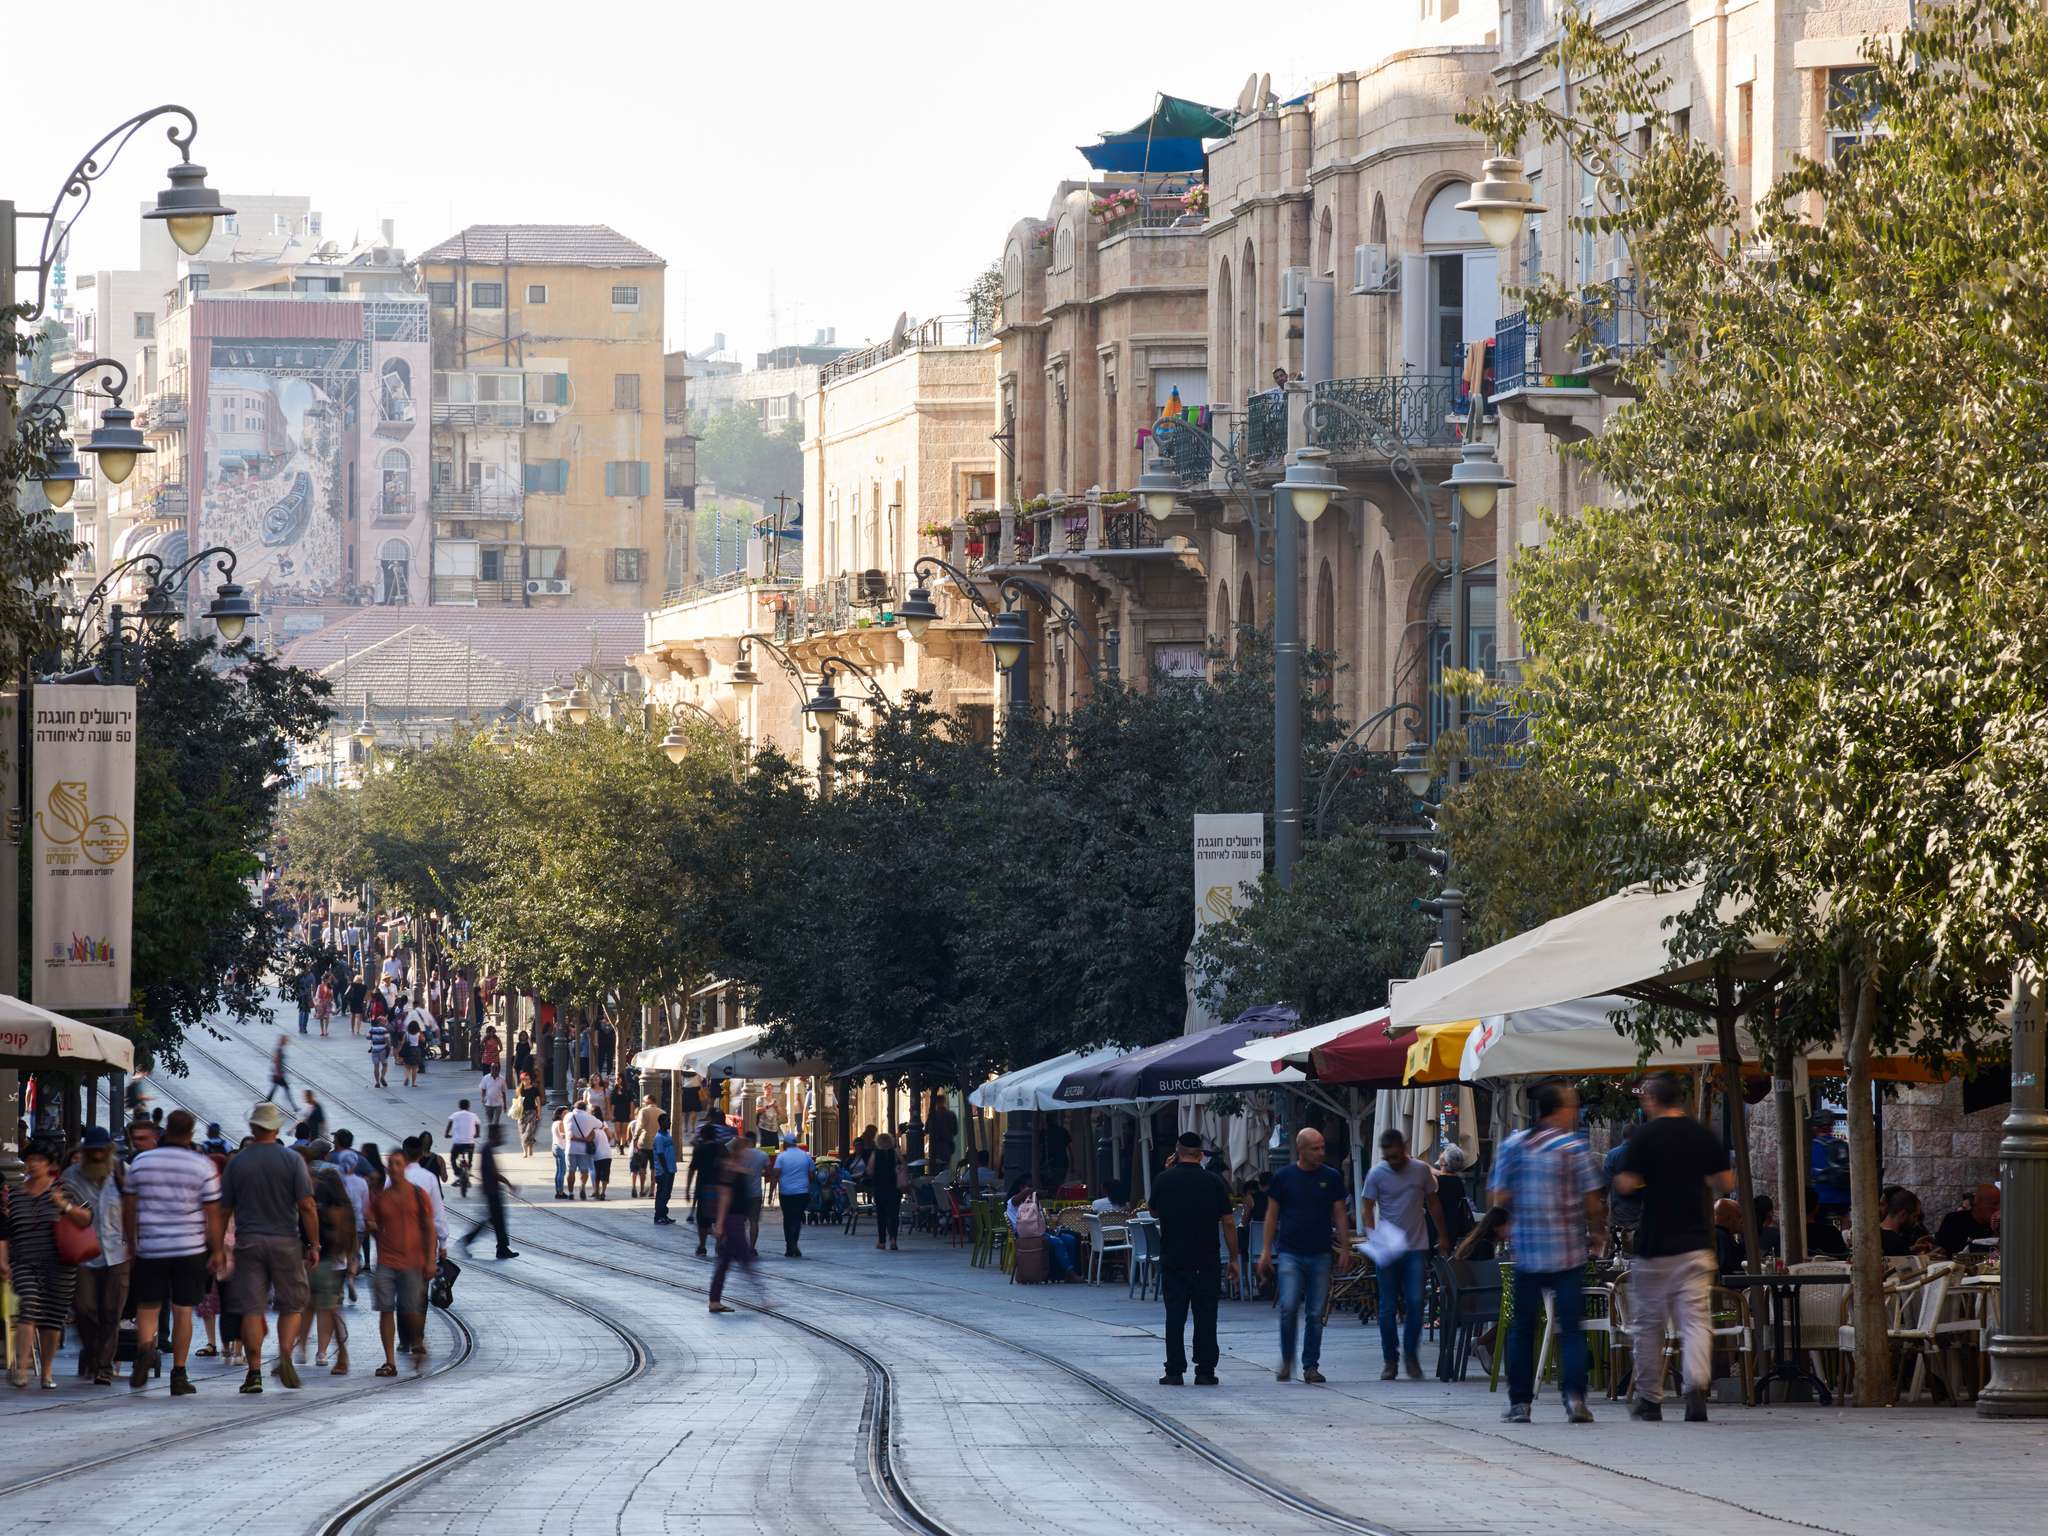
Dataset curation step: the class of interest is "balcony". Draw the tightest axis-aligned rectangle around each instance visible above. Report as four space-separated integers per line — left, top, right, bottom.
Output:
773 572 899 646
430 576 526 606
1310 375 1465 455
1493 312 1541 396
149 483 189 517
816 315 986 387
371 490 417 525
429 487 524 521
1156 417 1212 486
431 399 525 430
431 371 527 431
1491 310 1600 444
1579 276 1652 396
139 394 187 435
1246 388 1288 464
1095 189 1202 240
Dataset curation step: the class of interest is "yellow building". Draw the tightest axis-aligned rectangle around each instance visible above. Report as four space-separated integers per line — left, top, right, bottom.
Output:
414 225 667 611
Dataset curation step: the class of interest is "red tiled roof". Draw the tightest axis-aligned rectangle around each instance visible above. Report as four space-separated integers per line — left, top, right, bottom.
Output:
413 224 664 269
276 608 645 684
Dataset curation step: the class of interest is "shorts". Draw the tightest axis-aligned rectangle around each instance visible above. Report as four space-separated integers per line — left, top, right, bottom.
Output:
371 1264 427 1314
629 1149 651 1174
568 1152 595 1177
133 1252 211 1309
224 1233 311 1315
309 1260 346 1310
594 1158 613 1182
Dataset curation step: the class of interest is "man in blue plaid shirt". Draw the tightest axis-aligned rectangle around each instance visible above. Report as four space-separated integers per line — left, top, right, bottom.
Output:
1488 1079 1605 1424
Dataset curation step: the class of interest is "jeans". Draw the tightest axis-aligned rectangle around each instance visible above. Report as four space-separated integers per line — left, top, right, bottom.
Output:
553 1145 566 1196
1275 1250 1333 1369
1162 1263 1220 1378
782 1195 806 1254
654 1172 674 1223
1627 1250 1714 1402
1376 1249 1427 1365
73 1260 130 1376
297 1004 310 1034
1507 1264 1587 1405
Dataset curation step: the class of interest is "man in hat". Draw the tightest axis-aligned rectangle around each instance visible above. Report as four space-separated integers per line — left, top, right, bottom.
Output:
61 1126 130 1384
218 1100 318 1393
1149 1131 1238 1386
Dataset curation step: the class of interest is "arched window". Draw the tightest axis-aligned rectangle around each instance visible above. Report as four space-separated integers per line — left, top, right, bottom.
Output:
1313 558 1336 698
1238 570 1256 637
1055 220 1074 270
1004 242 1023 293
1215 258 1235 403
379 447 411 518
1238 239 1259 395
1419 182 1497 384
378 537 412 606
1213 578 1233 657
1367 552 1388 722
1317 206 1335 276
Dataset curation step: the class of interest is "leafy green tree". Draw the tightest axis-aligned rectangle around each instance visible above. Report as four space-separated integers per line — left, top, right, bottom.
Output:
692 407 802 504
1465 0 2038 1401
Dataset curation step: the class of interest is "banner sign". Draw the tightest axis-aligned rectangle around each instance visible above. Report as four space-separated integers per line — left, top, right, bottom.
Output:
1193 813 1264 933
31 684 137 1010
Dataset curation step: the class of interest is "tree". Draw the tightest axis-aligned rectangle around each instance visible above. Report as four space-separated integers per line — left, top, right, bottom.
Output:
965 260 1002 338
1464 1 2037 1402
1 319 82 685
126 627 333 1076
692 408 802 505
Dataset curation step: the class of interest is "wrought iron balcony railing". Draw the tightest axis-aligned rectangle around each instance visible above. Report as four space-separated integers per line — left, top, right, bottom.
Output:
1580 276 1652 368
1493 312 1542 395
1311 375 1464 453
1246 388 1288 463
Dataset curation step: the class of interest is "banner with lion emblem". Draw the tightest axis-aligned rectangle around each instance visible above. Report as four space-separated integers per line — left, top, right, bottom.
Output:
31 684 137 1010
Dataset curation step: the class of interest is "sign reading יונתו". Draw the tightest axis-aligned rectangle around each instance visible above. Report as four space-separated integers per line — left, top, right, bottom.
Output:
30 683 137 1011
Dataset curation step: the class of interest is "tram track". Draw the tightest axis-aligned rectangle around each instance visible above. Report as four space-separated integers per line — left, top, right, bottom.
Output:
180 1032 942 1534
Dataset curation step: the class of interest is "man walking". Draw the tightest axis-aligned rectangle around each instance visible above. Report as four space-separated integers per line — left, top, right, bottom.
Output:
1612 1070 1734 1422
1488 1080 1604 1424
651 1115 679 1226
367 1147 437 1375
126 1109 224 1396
219 1101 319 1393
1257 1129 1352 1383
478 1064 509 1133
707 1130 761 1315
1361 1128 1450 1381
772 1132 816 1256
266 1033 292 1104
1150 1131 1237 1386
457 1126 518 1261
61 1126 129 1385
563 1098 601 1200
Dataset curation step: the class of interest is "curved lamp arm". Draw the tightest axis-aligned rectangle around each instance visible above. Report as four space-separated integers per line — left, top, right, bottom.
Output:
816 653 893 707
68 544 239 649
1149 416 1272 568
20 358 132 429
21 107 204 321
1310 700 1426 839
996 575 1100 682
1301 396 1444 574
908 555 998 628
739 632 810 689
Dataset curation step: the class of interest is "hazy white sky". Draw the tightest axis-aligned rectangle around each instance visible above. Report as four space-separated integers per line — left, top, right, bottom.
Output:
19 0 1445 360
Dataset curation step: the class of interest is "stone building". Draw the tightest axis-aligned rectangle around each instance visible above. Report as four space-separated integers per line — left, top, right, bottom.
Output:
414 225 667 613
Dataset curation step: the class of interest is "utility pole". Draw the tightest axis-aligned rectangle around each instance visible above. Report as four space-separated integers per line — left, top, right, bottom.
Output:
2 199 25 1182
1980 960 2048 1417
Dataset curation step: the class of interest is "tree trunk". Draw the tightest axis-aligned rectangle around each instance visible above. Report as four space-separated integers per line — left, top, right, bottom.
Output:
1842 956 1893 1406
1714 966 1763 1276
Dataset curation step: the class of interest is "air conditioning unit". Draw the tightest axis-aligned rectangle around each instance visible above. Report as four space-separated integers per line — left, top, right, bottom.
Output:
529 406 558 425
543 578 572 595
525 578 544 596
1279 266 1310 315
1351 243 1391 293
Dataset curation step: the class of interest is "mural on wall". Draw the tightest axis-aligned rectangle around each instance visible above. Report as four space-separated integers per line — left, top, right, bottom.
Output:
195 300 431 609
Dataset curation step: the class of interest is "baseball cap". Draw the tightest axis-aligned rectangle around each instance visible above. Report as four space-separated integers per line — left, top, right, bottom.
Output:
80 1125 114 1150
249 1101 287 1132
781 1131 798 1144
305 1137 334 1160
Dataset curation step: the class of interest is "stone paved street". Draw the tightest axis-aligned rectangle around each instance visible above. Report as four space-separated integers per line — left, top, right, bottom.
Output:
4 1019 2036 1536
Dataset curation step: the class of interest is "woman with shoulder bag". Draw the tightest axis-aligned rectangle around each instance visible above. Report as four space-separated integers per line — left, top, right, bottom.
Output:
3 1140 97 1389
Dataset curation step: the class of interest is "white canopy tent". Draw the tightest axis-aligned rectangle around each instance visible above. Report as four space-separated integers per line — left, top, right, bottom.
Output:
0 994 135 1074
633 1024 821 1080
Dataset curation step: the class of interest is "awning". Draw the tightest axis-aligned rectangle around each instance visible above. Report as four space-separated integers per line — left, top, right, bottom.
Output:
1079 136 1205 173
1053 1007 1296 1105
833 1039 959 1081
1107 94 1237 140
0 994 135 1073
1307 1012 1412 1089
1387 881 1784 1031
1403 1020 1476 1084
633 1025 819 1080
1196 1007 1391 1090
971 1045 1127 1112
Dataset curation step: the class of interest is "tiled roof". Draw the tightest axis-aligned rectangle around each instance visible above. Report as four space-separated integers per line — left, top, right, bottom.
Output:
277 608 645 687
317 626 533 714
413 224 665 269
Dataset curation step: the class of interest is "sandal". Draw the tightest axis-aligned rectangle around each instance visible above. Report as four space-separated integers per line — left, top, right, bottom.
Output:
194 1346 219 1358
375 1363 398 1378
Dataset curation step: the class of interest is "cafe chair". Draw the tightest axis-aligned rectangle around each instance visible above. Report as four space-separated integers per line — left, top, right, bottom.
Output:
1126 1219 1162 1301
1085 1210 1130 1285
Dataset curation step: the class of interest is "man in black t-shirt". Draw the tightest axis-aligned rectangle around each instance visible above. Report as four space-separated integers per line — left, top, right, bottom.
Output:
1148 1132 1239 1386
1933 1183 1999 1257
1613 1072 1734 1423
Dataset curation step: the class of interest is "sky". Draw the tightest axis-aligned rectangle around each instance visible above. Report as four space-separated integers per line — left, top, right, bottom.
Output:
18 0 1456 361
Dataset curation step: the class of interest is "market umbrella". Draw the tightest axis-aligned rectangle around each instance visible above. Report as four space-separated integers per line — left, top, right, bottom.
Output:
1053 1007 1296 1105
971 1046 1126 1112
0 993 135 1074
1305 1010 1411 1089
1403 1020 1477 1084
633 1024 820 1080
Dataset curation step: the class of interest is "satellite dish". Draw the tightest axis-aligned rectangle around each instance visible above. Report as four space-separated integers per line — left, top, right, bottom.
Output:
888 310 909 353
1258 73 1273 109
1235 72 1260 118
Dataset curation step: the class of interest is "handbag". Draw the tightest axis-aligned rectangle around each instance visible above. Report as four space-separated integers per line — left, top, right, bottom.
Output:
55 1208 103 1266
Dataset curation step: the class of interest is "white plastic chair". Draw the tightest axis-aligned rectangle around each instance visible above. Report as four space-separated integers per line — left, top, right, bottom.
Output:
1086 1210 1131 1286
1126 1219 1161 1301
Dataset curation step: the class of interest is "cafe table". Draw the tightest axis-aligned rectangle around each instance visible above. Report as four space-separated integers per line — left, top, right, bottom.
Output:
1720 1272 1842 1405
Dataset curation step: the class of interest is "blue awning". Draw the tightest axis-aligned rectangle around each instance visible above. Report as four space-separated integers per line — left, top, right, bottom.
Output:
1079 136 1206 174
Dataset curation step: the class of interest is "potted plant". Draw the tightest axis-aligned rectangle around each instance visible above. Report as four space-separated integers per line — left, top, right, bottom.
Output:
1022 493 1052 514
1089 188 1139 223
1183 184 1209 217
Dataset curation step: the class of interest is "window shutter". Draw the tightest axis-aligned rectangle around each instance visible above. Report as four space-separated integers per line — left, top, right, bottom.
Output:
1462 251 1499 343
604 462 619 497
1399 254 1429 375
556 372 572 405
553 460 569 493
524 462 543 493
635 461 651 496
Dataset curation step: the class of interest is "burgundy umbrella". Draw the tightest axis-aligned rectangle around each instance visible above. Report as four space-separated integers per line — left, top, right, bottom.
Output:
1307 1014 1410 1089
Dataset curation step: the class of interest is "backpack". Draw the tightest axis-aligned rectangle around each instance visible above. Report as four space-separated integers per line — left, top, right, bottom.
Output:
1013 1194 1045 1239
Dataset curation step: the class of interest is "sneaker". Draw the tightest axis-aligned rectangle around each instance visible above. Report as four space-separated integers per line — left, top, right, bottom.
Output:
1502 1402 1532 1424
130 1348 158 1391
1565 1395 1596 1424
1404 1354 1424 1380
169 1368 196 1397
93 1369 113 1387
1629 1396 1663 1422
1159 1373 1185 1386
240 1369 264 1395
495 1249 519 1260
1302 1367 1327 1385
1275 1362 1293 1382
1379 1360 1398 1381
1193 1373 1220 1387
1684 1389 1709 1423
276 1355 302 1390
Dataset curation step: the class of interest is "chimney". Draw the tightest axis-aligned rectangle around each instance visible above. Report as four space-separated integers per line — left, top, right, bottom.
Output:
381 218 396 246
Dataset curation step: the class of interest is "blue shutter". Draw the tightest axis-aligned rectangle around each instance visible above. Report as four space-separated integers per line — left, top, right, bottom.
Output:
523 462 542 493
552 460 569 493
604 462 619 497
635 461 651 497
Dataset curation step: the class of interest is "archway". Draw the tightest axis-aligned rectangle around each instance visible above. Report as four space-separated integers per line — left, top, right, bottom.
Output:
1215 258 1235 404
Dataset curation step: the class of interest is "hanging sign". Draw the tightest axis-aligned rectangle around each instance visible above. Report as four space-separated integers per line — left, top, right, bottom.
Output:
1193 812 1264 933
31 684 137 1011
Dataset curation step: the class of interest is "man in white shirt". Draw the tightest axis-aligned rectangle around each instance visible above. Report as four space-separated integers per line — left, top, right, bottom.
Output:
563 1102 601 1200
400 1134 449 1257
550 1107 570 1201
478 1065 510 1130
446 1101 482 1192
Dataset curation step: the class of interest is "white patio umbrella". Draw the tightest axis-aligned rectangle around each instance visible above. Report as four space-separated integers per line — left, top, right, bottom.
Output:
633 1024 820 1079
0 993 135 1074
969 1045 1127 1112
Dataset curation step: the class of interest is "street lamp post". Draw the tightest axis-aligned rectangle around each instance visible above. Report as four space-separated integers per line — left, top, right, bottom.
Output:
1981 962 2048 1418
3 109 234 1180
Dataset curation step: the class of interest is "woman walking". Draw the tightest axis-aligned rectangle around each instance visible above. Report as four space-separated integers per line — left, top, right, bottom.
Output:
345 973 368 1037
2 1140 95 1389
401 1020 425 1088
517 1072 542 1157
871 1131 903 1252
313 976 335 1038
